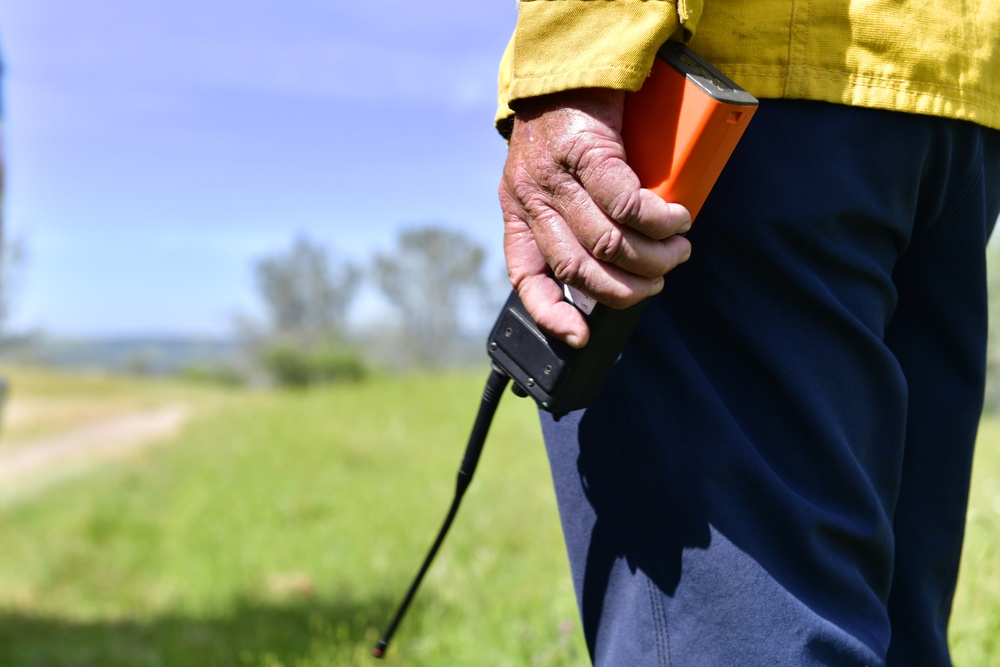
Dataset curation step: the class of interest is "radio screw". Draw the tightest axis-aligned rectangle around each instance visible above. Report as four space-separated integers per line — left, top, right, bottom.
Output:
489 342 498 351
543 364 553 375
526 378 536 387
504 327 513 337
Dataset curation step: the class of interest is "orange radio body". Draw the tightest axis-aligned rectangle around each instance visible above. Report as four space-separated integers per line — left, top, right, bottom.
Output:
624 41 758 220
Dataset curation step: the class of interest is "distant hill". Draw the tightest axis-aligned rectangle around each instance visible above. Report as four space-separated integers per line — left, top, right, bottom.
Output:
0 336 241 375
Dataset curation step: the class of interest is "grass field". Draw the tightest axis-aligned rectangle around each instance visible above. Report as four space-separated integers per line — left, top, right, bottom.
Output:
0 366 997 666
0 367 585 666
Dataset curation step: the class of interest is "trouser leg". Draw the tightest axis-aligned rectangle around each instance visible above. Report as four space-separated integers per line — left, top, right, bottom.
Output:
884 127 1000 664
540 102 998 666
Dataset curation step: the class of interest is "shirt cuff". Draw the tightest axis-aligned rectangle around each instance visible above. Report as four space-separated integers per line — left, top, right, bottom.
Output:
496 0 702 134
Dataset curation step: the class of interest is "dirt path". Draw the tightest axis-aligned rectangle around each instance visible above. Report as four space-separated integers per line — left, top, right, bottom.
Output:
0 405 191 484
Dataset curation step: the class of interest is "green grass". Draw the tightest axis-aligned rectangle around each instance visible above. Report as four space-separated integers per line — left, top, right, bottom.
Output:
0 368 997 665
950 419 1000 664
0 370 586 666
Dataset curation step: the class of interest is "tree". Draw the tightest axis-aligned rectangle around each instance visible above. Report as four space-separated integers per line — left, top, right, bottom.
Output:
373 225 489 368
253 235 360 344
0 236 25 345
246 236 365 387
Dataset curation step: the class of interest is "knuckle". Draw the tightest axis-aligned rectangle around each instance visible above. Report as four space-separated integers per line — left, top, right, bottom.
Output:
591 226 628 264
517 188 549 217
577 150 644 224
550 255 585 289
605 188 642 225
558 129 590 168
575 147 613 182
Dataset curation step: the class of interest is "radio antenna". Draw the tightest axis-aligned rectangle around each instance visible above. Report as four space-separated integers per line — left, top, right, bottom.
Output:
373 366 510 658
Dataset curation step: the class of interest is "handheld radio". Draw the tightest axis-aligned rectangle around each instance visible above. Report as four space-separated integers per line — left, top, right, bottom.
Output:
374 43 757 657
487 41 758 416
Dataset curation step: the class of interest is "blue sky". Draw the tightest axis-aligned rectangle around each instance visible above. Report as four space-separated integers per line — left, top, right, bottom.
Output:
0 1 516 336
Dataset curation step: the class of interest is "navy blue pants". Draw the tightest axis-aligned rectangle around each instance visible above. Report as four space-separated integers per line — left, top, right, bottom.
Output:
541 101 1000 666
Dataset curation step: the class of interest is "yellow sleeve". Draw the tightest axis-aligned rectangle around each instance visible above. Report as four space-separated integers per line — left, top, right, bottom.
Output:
496 0 703 130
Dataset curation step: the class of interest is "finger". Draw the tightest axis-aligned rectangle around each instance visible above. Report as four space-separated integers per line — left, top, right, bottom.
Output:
516 273 590 349
503 216 590 348
632 190 693 240
552 248 668 310
503 170 683 308
575 151 693 239
503 199 669 340
528 168 690 279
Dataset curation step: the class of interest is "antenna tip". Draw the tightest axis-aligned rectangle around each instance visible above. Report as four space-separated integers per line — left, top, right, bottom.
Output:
372 639 388 659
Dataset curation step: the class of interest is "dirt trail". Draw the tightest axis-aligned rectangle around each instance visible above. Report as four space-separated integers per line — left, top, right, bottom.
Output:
0 405 190 483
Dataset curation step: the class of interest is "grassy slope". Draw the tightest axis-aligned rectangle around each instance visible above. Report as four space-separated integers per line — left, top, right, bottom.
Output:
0 368 996 665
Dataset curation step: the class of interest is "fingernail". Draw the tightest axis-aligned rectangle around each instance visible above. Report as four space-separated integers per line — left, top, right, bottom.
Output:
566 334 582 348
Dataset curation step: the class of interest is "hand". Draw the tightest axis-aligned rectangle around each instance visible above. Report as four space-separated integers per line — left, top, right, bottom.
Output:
498 88 692 348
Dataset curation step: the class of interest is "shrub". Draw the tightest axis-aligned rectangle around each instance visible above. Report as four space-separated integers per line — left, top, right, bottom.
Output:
259 343 366 388
179 363 247 387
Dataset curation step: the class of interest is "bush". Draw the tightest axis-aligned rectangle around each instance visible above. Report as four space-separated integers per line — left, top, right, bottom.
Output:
259 343 366 388
179 363 247 387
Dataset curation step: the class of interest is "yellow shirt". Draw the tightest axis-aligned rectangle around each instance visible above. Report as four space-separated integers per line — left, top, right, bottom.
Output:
497 0 1000 132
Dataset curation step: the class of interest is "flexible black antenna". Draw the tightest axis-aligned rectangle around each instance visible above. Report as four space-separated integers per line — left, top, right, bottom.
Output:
373 366 511 659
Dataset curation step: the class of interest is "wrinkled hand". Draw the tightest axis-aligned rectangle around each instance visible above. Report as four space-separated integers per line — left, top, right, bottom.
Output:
498 88 692 349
